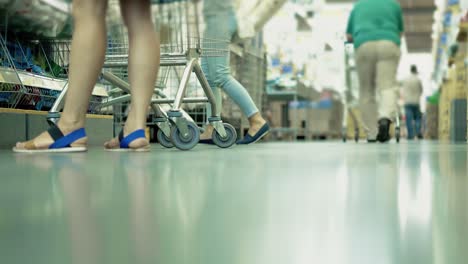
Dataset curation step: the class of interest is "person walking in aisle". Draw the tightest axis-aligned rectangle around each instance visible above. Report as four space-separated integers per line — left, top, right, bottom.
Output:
346 0 404 143
14 0 160 152
200 0 270 145
401 65 424 140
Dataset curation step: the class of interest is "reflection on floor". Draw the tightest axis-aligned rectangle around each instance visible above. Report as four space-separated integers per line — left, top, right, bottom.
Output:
0 142 467 264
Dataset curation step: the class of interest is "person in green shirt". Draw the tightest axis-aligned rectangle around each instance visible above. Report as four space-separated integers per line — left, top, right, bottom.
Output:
346 0 404 143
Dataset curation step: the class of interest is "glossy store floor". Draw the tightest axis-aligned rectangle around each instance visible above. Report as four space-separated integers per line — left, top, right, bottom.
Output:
0 141 467 264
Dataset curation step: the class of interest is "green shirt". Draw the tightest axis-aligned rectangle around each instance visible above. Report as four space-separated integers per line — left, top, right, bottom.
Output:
346 0 404 49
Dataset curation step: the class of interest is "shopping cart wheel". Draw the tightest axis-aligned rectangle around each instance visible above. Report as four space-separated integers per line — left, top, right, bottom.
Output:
212 123 237 148
157 129 173 148
170 122 200 151
395 127 401 143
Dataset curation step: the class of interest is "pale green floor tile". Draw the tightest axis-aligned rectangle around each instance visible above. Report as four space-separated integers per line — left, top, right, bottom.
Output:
0 142 467 264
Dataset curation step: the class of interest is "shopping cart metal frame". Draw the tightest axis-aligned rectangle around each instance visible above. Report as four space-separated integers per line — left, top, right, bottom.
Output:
47 0 237 150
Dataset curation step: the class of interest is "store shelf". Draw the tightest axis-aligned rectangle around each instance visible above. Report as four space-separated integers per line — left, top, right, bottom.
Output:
0 67 108 97
0 0 71 38
266 81 315 101
230 44 244 57
40 0 70 13
266 90 308 101
0 107 112 119
433 2 467 83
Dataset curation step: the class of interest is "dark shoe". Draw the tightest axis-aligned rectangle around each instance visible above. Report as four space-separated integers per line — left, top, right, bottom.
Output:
417 134 424 140
377 118 391 143
367 139 377 143
237 123 270 145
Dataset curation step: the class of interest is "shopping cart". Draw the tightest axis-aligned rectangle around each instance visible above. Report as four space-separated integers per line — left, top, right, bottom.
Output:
47 0 238 150
341 43 401 143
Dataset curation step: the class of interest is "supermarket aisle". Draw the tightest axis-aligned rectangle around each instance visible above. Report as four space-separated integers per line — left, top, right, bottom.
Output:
0 142 467 264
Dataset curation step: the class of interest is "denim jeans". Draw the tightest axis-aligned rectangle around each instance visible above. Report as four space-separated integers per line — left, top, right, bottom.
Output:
201 12 259 119
404 104 422 139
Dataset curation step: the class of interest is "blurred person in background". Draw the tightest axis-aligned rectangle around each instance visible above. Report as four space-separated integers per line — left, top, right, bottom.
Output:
14 0 159 152
401 65 423 140
200 0 270 145
346 0 404 143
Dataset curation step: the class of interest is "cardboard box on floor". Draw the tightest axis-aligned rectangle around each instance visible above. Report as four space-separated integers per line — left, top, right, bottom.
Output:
270 99 344 137
306 101 343 137
307 108 331 135
268 101 286 128
289 108 306 135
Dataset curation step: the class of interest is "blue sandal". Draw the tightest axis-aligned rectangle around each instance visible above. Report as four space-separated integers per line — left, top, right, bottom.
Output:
13 124 87 153
106 129 150 152
237 123 270 145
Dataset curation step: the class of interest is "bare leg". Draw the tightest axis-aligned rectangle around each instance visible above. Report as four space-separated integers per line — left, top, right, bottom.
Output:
15 0 108 150
105 0 160 149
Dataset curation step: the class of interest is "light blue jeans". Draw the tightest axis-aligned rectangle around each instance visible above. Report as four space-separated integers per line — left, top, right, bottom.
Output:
201 12 259 119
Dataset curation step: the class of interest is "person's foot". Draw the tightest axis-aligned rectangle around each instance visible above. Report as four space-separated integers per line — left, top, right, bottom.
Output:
236 113 269 145
247 113 267 137
15 122 87 151
237 123 270 145
104 126 149 150
417 134 424 140
376 118 392 143
105 113 149 150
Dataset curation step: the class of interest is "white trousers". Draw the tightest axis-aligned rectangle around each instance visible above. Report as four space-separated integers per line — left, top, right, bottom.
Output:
355 40 401 138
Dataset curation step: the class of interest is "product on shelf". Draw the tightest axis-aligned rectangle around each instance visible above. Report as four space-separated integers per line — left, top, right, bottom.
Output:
1 0 71 38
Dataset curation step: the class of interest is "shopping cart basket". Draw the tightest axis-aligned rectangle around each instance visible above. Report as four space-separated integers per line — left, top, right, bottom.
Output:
47 0 237 150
